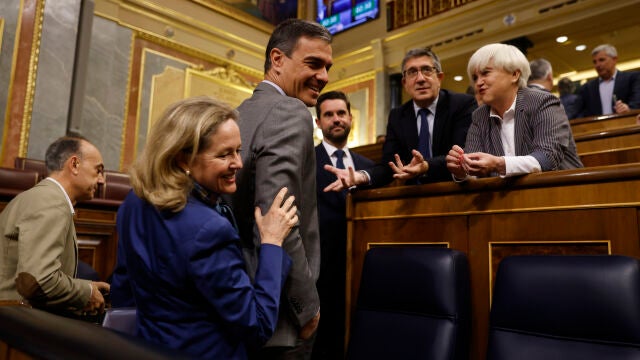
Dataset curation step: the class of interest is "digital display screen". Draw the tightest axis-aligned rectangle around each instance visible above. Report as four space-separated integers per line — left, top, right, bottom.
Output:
317 0 380 35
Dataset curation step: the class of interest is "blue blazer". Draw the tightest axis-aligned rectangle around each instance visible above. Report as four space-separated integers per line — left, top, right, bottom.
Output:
578 70 640 117
560 93 583 120
368 89 476 185
110 191 291 359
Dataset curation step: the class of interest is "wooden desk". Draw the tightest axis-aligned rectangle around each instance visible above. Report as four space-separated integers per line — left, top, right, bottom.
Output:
574 125 640 153
580 146 640 167
346 163 640 360
570 110 640 136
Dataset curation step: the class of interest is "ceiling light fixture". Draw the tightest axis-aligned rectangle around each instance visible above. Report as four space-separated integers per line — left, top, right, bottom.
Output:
575 44 587 51
454 76 463 82
556 35 568 43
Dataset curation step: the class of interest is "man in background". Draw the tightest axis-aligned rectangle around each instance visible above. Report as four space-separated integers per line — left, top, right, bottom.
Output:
558 77 583 119
312 91 374 360
225 19 332 359
528 58 554 92
0 135 109 317
579 44 640 116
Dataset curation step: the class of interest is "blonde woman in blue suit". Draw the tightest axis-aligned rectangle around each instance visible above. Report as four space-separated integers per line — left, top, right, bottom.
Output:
110 96 299 359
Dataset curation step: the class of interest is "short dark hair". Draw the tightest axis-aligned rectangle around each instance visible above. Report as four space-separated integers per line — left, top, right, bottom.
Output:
401 47 442 74
45 135 88 172
264 18 332 73
557 77 576 96
315 91 350 117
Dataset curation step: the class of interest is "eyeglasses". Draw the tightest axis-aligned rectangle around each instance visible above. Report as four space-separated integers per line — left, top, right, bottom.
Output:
403 65 438 79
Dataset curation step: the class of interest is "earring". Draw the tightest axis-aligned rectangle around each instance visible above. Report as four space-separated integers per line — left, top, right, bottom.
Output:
185 169 191 176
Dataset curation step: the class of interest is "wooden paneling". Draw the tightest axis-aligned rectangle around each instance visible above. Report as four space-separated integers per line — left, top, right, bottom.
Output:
347 163 640 360
574 125 640 153
350 142 383 164
570 110 640 136
580 146 640 167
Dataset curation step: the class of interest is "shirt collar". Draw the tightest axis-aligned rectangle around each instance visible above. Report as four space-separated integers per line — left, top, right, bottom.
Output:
528 83 547 91
191 181 219 208
489 95 517 121
599 69 618 83
321 141 348 157
262 80 286 96
45 177 74 214
413 97 439 117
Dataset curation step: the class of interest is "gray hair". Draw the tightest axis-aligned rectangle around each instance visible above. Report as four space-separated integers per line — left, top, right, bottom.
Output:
591 44 617 58
529 58 552 81
401 48 442 73
467 43 531 89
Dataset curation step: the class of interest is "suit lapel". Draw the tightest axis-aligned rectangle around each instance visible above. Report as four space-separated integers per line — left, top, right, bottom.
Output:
589 80 602 114
513 89 526 156
432 90 448 151
315 145 335 188
402 104 420 151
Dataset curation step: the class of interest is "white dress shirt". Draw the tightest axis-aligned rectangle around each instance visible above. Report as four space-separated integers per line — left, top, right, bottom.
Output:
490 97 541 177
321 141 355 170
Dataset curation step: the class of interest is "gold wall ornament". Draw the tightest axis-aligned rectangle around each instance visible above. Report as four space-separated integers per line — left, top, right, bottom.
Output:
120 30 263 170
194 65 257 89
19 0 46 158
184 67 254 108
0 17 4 54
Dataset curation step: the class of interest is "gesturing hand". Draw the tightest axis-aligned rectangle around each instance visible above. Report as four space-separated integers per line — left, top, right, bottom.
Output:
255 187 298 246
322 165 366 192
389 150 429 180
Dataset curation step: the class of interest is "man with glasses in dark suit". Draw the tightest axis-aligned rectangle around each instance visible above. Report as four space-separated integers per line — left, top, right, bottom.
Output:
323 48 476 191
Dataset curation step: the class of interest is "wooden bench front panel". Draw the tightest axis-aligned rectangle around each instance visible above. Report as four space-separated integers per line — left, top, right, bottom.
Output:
347 164 640 360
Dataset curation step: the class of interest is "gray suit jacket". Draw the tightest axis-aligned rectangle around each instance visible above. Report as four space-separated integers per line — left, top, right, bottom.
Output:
466 87 583 174
0 179 90 310
224 81 320 347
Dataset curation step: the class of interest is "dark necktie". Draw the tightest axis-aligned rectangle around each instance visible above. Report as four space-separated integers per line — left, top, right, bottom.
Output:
417 108 431 159
334 149 346 169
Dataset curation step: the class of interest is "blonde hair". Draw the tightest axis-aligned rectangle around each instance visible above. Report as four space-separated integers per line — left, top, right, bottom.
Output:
130 96 238 212
467 43 531 89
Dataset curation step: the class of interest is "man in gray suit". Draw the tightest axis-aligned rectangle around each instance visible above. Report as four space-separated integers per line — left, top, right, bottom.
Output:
0 136 110 316
225 19 332 359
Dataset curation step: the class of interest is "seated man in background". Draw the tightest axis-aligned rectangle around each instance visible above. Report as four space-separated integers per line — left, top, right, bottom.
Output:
578 44 640 117
447 43 583 180
558 77 583 120
324 47 476 191
0 135 110 317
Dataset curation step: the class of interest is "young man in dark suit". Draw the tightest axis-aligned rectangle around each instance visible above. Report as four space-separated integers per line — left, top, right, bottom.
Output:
312 91 374 360
323 48 477 191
